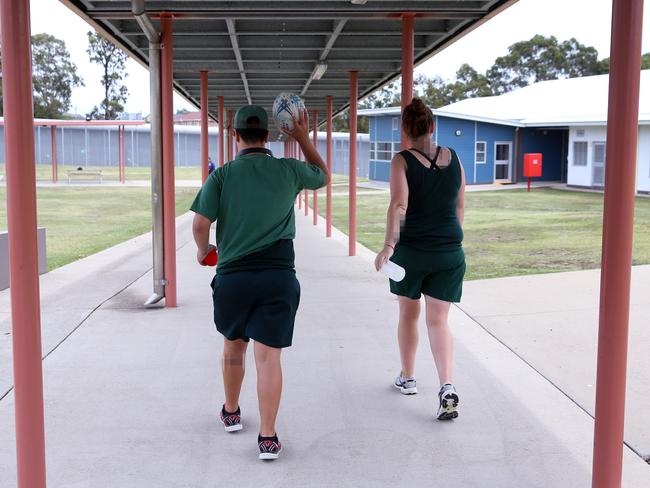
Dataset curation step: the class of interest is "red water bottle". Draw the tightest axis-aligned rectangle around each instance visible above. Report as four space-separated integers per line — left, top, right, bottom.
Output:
202 248 218 266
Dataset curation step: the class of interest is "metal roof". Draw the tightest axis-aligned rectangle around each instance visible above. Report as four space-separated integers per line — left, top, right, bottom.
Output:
359 70 650 127
61 0 517 134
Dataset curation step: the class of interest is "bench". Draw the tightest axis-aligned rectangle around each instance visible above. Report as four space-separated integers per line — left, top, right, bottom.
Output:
67 169 103 184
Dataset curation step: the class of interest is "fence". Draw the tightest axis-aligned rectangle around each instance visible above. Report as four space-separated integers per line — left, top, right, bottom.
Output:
0 124 370 178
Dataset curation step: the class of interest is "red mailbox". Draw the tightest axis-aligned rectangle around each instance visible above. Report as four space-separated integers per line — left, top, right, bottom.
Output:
523 153 543 191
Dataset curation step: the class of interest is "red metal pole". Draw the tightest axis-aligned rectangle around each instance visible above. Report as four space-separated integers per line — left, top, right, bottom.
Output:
161 14 177 307
296 141 302 209
401 14 415 151
349 70 358 256
218 96 225 167
0 0 47 485
200 70 209 183
227 109 234 162
592 1 644 487
303 134 308 216
51 125 57 183
312 110 318 225
326 96 333 237
120 125 126 184
118 126 122 182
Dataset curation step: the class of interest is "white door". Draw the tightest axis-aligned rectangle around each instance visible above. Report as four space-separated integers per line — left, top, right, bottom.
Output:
593 142 606 187
494 142 513 182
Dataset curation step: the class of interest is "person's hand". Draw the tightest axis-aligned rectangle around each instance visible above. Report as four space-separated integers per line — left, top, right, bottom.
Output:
197 244 217 265
281 109 310 146
374 245 394 271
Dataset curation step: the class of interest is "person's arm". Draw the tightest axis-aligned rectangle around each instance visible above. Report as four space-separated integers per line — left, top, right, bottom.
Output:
456 158 466 225
374 154 408 271
192 213 216 264
283 109 330 186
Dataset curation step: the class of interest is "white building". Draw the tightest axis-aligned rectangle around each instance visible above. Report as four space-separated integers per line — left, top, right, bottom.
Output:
438 70 650 192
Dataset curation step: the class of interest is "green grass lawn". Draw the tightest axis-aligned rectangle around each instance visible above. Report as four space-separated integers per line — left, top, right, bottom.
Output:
313 187 650 281
0 186 199 270
0 163 202 181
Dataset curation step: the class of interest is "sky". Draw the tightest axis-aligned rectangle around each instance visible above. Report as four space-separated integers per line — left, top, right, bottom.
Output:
28 0 650 116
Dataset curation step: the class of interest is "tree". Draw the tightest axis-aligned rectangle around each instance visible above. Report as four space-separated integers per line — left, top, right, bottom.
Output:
87 31 129 119
445 64 492 102
486 35 602 94
597 52 650 73
415 74 455 108
0 34 83 117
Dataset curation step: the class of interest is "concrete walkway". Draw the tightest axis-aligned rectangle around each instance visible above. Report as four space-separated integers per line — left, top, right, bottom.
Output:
1 212 649 486
460 266 650 459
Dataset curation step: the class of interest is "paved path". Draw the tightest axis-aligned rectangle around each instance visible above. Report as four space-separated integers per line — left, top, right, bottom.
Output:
461 267 650 459
1 212 649 486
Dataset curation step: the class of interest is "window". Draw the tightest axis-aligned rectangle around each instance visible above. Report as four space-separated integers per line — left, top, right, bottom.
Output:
573 141 588 166
576 129 585 138
392 117 399 131
593 142 606 164
377 142 393 161
475 141 486 164
370 141 399 161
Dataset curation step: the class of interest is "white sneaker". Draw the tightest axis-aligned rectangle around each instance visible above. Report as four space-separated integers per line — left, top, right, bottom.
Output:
437 384 459 420
394 374 418 395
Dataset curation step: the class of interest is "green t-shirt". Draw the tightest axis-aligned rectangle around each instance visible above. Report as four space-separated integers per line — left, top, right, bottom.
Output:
190 153 325 272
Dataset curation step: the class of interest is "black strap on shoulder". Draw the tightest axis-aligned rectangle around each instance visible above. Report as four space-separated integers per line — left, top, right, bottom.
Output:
237 147 273 158
409 146 442 171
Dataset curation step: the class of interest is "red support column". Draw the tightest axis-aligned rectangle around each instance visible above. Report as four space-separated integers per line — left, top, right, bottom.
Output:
349 70 358 256
592 1 644 487
161 14 177 307
51 125 57 183
227 109 234 162
119 126 126 184
0 0 47 485
401 13 415 151
312 110 318 225
218 96 225 167
296 141 302 209
303 136 308 216
200 70 209 183
326 96 333 237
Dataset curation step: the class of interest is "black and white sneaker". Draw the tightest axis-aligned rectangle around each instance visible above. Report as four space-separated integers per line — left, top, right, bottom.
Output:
437 384 459 420
219 405 243 432
394 374 418 395
258 434 282 460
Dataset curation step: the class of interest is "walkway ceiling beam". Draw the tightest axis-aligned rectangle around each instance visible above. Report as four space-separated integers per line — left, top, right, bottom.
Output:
64 0 518 137
225 18 252 105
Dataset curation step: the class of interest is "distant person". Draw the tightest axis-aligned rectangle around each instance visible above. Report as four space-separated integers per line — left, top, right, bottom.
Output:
374 98 466 420
207 156 215 174
191 105 329 460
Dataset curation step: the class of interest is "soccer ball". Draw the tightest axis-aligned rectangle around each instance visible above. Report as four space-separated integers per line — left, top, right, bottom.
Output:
272 93 306 132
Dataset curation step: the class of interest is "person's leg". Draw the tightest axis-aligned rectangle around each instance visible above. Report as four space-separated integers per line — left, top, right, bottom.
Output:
223 338 248 413
397 296 421 378
254 341 283 437
423 295 453 386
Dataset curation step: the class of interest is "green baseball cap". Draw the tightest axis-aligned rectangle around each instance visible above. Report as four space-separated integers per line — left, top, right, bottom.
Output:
234 105 268 130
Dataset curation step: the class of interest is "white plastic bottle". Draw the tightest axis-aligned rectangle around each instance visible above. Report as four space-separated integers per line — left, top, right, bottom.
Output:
380 260 406 282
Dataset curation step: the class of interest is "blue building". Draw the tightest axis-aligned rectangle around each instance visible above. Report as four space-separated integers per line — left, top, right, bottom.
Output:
360 106 566 184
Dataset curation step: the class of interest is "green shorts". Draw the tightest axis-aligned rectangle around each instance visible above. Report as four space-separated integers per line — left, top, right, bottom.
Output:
210 269 301 348
389 245 465 302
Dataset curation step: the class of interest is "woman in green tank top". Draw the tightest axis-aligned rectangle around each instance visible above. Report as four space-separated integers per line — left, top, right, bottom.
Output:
374 98 466 421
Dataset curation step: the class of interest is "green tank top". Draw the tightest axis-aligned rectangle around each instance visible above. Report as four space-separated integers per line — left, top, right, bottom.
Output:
398 147 463 252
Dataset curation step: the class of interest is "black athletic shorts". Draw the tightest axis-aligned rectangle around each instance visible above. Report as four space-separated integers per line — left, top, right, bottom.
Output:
210 269 301 348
